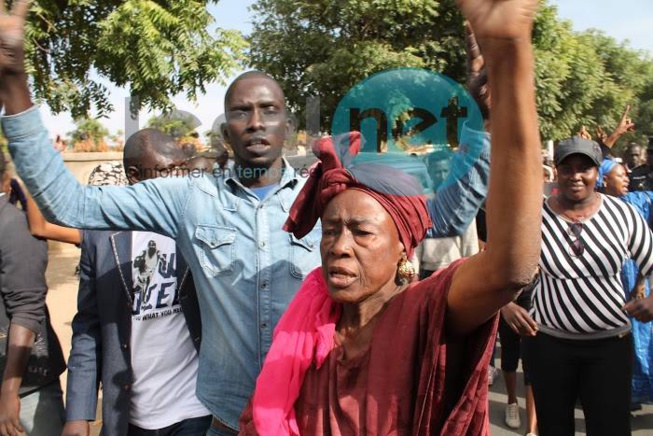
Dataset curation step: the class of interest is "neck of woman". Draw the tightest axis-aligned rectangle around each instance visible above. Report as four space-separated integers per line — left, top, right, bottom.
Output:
335 283 404 361
338 283 404 332
552 192 600 221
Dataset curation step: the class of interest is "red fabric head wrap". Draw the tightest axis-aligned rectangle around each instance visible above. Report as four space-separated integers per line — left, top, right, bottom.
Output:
284 132 431 258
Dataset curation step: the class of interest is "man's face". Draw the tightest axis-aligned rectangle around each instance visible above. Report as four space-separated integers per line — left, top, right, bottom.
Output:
625 145 643 168
428 160 450 190
137 146 190 182
223 77 289 168
647 148 653 169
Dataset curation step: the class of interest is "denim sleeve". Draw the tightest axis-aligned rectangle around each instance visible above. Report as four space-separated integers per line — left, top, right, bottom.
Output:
425 123 490 237
2 107 189 238
65 231 100 421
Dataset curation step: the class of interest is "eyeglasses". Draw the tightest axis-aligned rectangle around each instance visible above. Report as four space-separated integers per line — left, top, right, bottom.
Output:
568 222 584 257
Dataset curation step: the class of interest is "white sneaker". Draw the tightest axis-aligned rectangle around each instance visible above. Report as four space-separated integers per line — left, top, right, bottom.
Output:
504 402 521 429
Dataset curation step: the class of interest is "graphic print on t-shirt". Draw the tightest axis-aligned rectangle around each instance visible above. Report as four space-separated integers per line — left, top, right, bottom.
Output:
131 232 180 321
128 231 211 428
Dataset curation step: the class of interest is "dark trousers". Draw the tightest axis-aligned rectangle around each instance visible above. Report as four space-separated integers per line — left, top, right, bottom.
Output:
523 332 633 436
128 415 212 436
498 317 530 384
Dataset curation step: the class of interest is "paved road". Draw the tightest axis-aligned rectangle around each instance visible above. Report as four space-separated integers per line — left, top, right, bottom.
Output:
46 243 653 434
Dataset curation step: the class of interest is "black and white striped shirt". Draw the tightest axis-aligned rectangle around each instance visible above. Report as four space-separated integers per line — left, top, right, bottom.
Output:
532 194 653 336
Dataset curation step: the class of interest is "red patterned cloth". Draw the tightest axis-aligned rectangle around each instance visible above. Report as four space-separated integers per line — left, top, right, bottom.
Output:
284 132 431 258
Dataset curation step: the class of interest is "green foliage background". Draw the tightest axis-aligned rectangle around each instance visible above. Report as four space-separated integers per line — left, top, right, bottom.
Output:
248 0 653 152
23 0 247 119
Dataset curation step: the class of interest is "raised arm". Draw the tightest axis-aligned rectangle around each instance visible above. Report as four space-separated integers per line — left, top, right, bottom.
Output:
426 125 489 237
447 0 542 335
426 26 491 237
600 105 634 150
24 189 82 245
0 1 185 237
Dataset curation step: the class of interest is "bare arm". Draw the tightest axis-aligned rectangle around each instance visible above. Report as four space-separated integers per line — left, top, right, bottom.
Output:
447 0 542 336
25 191 82 245
600 105 634 149
0 323 34 434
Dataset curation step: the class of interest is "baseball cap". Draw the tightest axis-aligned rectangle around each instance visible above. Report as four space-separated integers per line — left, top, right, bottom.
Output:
554 137 602 166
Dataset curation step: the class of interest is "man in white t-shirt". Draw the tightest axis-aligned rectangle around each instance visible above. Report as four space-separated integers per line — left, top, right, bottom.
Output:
63 129 211 435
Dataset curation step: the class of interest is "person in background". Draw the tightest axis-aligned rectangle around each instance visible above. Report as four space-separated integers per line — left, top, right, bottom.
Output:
0 146 66 435
414 150 480 281
63 129 211 436
599 159 653 410
524 137 653 436
498 275 539 435
630 136 653 192
624 142 644 172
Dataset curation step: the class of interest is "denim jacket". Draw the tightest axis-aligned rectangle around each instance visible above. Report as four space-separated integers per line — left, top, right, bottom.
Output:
3 107 489 429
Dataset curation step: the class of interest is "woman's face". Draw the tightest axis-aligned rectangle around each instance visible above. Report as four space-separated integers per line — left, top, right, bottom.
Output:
320 189 404 304
556 154 599 202
603 164 629 197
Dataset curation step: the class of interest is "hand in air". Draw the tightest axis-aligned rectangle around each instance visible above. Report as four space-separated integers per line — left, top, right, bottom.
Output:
465 22 490 120
0 0 31 75
456 0 539 41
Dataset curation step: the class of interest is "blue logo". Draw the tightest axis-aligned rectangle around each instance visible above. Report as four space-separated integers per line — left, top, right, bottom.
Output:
331 68 485 192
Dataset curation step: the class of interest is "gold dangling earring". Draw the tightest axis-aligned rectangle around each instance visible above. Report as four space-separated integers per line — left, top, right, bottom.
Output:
397 253 416 281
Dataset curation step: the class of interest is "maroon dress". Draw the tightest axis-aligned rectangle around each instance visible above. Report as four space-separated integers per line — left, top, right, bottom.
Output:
296 262 496 435
241 261 497 435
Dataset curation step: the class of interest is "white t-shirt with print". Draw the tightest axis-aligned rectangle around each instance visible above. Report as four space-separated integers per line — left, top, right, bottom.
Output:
129 231 209 429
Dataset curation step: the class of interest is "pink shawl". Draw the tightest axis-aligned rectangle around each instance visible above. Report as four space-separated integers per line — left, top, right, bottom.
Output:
251 267 339 435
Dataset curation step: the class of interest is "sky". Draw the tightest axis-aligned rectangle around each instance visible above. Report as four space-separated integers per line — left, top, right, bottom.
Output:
40 0 653 140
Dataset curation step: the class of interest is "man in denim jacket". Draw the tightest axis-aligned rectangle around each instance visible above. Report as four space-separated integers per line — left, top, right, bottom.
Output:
0 4 489 432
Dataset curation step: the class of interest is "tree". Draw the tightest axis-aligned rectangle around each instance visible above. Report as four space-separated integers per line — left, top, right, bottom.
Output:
68 118 110 152
249 0 466 133
249 0 653 145
24 0 247 118
147 111 200 139
0 130 7 155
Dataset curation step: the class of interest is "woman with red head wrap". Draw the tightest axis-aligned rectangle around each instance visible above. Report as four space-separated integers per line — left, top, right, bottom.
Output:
240 0 543 434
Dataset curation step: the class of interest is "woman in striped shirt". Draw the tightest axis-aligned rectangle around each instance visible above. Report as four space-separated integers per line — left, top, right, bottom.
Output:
523 137 653 436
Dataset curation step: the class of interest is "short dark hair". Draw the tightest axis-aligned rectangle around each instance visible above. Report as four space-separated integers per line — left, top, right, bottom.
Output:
224 71 286 112
123 128 177 168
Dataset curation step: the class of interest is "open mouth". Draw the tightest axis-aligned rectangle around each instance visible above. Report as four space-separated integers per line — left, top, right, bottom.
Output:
248 137 270 146
246 137 271 154
327 266 357 288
